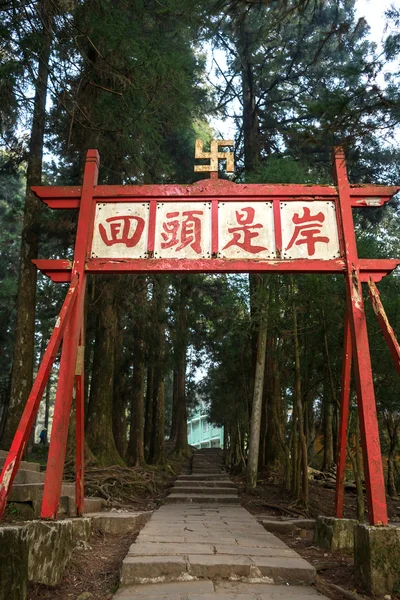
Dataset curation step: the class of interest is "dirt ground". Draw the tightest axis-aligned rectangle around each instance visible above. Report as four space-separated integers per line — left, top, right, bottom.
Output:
29 530 137 600
237 476 400 522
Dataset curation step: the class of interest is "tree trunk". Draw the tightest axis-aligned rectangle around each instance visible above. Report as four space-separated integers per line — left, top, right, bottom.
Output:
126 278 147 466
1 1 52 449
173 282 190 456
348 415 365 521
239 21 260 174
86 278 123 465
292 281 308 506
385 414 399 499
265 334 283 471
148 277 167 465
169 369 178 443
322 388 335 471
246 313 268 490
112 318 127 458
144 363 154 459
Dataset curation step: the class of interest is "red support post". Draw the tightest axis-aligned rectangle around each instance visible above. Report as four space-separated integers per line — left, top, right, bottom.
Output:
41 150 99 519
334 147 388 526
0 275 79 519
368 279 400 375
335 310 352 518
75 327 85 516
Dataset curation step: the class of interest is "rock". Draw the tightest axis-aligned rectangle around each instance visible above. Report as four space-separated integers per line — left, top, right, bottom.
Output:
0 526 28 600
355 523 400 595
314 516 357 552
76 593 94 600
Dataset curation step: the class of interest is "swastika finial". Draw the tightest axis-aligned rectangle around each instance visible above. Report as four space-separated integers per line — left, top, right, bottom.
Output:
194 139 234 175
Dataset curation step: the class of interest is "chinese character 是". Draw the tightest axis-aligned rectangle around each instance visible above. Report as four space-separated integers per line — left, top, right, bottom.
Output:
99 215 145 248
222 207 268 254
161 210 203 254
285 207 329 257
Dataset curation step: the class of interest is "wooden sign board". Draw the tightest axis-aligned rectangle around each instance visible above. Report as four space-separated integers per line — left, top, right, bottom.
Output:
90 200 340 261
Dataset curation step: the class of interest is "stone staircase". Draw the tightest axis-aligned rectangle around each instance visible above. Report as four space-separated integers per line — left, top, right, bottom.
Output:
166 448 240 505
115 448 321 599
0 450 103 516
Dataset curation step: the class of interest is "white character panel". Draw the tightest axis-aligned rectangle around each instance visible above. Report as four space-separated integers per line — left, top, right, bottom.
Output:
91 202 149 258
154 202 211 259
218 202 275 259
281 201 340 260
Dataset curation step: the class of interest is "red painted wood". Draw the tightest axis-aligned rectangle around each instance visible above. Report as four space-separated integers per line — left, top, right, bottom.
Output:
41 150 99 519
0 275 79 519
334 147 388 526
75 327 85 517
368 279 400 375
273 199 283 257
32 179 399 208
212 199 218 256
335 311 352 518
33 257 400 280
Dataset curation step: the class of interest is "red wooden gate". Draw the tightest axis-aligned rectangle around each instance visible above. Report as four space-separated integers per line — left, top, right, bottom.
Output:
1 144 400 525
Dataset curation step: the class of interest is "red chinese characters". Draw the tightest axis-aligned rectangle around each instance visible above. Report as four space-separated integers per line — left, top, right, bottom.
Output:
222 207 268 254
285 206 330 257
99 215 145 248
160 209 204 255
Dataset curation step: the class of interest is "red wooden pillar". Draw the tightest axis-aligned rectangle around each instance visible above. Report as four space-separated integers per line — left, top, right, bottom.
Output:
75 328 85 516
0 275 78 519
334 147 388 526
41 150 99 519
335 310 352 518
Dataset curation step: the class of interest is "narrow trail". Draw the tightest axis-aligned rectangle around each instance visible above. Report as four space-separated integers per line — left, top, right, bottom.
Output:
113 449 329 599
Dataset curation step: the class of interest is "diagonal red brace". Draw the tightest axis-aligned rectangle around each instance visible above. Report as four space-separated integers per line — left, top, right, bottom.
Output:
0 274 79 519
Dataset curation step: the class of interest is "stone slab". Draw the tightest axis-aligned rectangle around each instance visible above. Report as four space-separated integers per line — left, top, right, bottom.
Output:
24 517 92 585
251 556 316 584
355 523 400 595
214 545 298 557
314 516 357 552
128 542 215 555
89 511 151 534
165 494 240 504
187 554 253 578
171 487 237 495
0 456 41 472
0 526 28 600
13 469 45 484
114 580 214 597
216 582 326 598
121 555 187 584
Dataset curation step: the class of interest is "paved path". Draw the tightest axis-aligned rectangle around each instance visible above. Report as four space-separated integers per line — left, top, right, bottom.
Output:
114 449 328 600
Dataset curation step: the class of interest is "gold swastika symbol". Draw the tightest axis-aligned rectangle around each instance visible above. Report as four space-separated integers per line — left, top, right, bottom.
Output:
194 139 234 173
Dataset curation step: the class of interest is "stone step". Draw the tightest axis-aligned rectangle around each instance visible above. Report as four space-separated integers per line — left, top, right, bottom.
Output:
13 469 46 484
0 456 41 473
121 552 315 585
177 474 230 481
171 486 237 495
192 469 223 473
115 581 325 599
9 482 75 503
165 494 240 504
174 480 236 488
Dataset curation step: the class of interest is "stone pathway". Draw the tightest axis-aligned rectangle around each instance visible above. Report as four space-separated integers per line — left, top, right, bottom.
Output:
114 449 328 600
